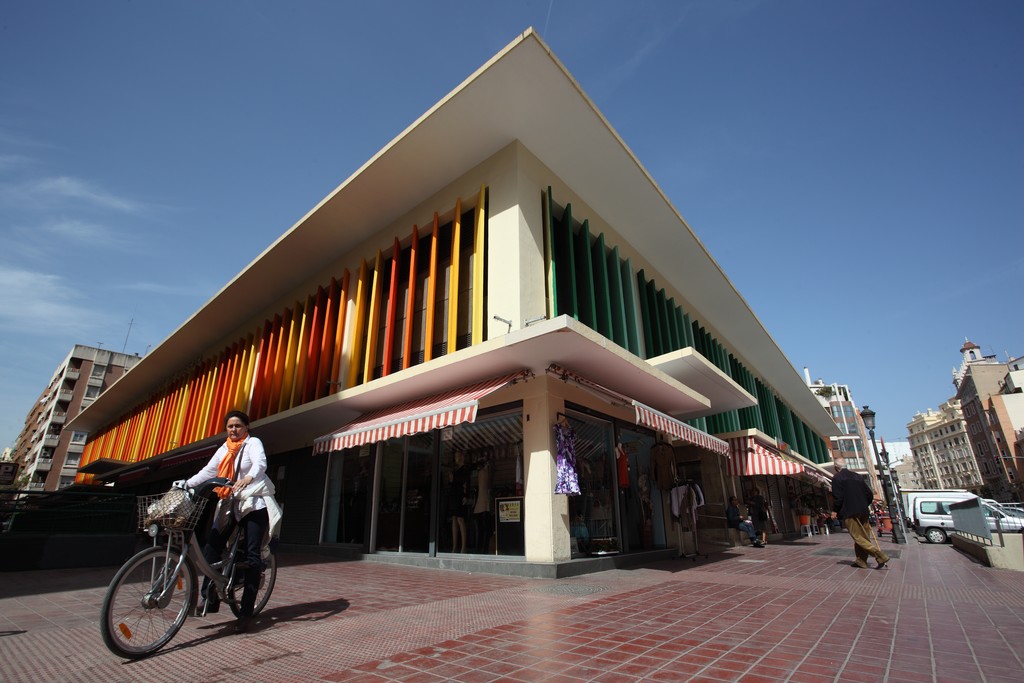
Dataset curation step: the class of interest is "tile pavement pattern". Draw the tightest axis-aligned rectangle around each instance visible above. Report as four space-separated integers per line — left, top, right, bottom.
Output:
1 531 1023 682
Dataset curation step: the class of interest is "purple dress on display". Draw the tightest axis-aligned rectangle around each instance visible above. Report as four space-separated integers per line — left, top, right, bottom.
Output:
553 422 581 496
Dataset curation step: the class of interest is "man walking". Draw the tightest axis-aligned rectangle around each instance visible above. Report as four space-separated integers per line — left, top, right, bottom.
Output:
831 456 890 569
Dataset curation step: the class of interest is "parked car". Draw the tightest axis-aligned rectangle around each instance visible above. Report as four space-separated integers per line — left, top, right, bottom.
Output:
912 493 1024 543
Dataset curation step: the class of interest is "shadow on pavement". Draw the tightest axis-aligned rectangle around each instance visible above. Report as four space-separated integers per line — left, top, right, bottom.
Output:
115 597 352 665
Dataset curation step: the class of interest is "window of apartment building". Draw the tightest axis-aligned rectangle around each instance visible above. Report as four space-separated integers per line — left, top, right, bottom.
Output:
85 385 101 399
59 476 74 488
70 431 87 443
90 365 106 378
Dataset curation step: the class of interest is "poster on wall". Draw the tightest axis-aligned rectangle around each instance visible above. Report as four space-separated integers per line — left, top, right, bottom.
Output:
498 498 521 523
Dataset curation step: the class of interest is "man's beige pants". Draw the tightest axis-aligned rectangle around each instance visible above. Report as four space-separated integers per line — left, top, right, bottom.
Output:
844 513 889 568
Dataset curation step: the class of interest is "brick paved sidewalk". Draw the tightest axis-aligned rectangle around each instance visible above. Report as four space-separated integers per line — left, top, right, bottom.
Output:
2 531 1023 682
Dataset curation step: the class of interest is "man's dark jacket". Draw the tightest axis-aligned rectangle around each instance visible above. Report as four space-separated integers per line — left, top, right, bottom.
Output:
832 468 872 519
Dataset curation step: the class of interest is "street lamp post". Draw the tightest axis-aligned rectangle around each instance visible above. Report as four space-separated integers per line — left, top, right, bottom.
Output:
859 406 907 544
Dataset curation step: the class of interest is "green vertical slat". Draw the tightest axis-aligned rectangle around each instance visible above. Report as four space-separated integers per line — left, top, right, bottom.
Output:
607 247 628 348
744 365 764 431
780 402 798 450
693 324 705 358
574 219 597 329
672 305 685 351
796 418 810 458
768 388 783 438
646 280 662 357
559 204 579 320
591 233 613 339
808 433 819 463
666 298 681 350
682 312 693 347
545 188 558 317
636 270 654 359
655 288 671 355
621 258 640 356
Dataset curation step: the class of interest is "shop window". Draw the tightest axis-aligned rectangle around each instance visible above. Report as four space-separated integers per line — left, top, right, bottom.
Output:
441 410 523 555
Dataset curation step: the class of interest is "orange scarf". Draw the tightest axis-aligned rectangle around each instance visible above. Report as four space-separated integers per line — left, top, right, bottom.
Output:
214 438 246 500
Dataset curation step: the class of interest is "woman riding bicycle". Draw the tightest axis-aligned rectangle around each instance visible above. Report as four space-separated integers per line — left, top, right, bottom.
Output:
185 410 279 632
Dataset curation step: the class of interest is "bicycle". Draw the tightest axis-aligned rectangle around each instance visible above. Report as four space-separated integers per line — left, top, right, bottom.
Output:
100 478 277 659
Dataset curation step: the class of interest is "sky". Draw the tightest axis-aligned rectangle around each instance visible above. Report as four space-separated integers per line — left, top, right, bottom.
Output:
1 1 1022 449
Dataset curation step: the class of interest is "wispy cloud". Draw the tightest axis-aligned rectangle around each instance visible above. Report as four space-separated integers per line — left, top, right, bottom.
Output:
44 217 129 246
117 281 208 297
3 217 135 262
0 154 33 172
26 176 143 213
595 10 693 100
0 174 146 216
0 266 113 336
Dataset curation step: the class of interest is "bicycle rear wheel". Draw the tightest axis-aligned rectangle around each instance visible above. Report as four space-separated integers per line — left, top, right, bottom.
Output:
100 546 196 659
228 551 277 618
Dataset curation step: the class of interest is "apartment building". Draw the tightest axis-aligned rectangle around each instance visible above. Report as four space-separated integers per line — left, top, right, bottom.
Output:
805 376 883 495
11 345 140 491
953 341 1024 502
906 400 981 493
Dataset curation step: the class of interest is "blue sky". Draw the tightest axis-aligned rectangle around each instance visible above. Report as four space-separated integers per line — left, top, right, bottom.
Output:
1 1 1021 449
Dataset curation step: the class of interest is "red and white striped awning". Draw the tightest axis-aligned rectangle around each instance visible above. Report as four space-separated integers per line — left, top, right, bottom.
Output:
726 437 805 477
801 467 832 486
312 370 530 454
633 401 730 456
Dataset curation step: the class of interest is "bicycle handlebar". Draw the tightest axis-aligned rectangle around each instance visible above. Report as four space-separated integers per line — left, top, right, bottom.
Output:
189 477 232 499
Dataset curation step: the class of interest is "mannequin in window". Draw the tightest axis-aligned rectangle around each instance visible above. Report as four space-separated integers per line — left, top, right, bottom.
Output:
473 453 492 553
448 451 470 553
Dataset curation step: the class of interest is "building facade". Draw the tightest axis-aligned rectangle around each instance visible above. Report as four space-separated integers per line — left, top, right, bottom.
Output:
805 376 883 495
953 341 1023 502
69 32 837 568
905 400 980 492
12 345 140 491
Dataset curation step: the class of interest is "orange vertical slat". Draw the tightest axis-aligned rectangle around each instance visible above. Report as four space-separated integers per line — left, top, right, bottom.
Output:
303 286 327 403
330 270 350 390
402 225 419 370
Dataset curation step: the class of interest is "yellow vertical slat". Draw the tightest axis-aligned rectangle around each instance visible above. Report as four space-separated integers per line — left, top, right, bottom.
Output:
291 299 310 408
346 259 369 388
471 186 486 345
362 250 383 383
446 200 462 354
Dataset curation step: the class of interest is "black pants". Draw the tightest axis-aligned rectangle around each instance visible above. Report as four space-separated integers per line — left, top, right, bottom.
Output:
202 507 269 618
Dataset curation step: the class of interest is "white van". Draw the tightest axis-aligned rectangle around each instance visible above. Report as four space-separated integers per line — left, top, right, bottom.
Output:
901 489 970 525
912 492 1024 543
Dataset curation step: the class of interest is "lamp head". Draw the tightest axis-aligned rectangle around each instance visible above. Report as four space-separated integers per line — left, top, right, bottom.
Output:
859 405 876 431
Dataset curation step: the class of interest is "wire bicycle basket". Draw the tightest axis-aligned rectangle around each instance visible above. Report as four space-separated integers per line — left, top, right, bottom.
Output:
138 489 208 531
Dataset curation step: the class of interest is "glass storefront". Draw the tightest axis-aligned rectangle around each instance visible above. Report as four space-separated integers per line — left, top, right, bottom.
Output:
322 400 733 559
565 410 674 556
321 407 523 556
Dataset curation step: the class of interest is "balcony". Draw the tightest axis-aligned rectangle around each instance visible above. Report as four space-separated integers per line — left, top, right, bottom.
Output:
65 369 80 381
34 457 53 472
57 390 73 403
26 482 45 491
43 435 60 448
50 412 67 425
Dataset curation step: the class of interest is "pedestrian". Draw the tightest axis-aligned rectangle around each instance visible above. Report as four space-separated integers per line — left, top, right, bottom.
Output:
831 455 890 569
726 495 757 545
748 487 769 547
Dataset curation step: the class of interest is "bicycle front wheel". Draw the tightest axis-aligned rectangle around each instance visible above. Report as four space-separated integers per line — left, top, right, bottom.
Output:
229 551 277 618
100 546 196 659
